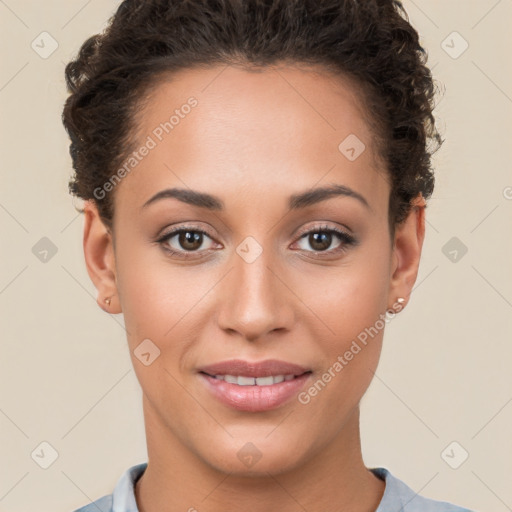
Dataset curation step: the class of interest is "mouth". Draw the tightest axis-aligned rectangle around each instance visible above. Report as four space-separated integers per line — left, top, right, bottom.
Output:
199 372 310 386
197 359 313 412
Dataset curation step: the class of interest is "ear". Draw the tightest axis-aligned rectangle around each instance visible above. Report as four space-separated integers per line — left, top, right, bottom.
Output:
388 194 426 311
82 200 121 314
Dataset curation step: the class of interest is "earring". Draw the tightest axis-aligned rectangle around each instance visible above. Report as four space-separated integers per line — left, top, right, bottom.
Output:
104 297 111 306
397 297 405 304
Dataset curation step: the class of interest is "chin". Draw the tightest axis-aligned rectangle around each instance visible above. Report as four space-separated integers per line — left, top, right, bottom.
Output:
199 435 305 477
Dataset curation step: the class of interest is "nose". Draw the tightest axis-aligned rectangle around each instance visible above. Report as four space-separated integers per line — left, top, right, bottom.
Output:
216 246 295 342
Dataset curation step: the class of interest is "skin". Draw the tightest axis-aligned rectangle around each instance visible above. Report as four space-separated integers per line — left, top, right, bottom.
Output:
82 63 426 512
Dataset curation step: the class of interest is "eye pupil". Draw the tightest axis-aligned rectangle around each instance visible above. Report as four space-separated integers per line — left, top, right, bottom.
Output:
179 231 203 251
309 232 332 251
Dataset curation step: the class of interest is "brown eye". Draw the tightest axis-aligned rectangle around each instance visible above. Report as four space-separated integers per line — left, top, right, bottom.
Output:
293 225 357 257
307 232 334 252
177 231 204 251
296 230 344 253
157 226 217 258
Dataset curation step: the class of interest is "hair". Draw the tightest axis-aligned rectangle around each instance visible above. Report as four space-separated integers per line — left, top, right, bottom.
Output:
62 0 443 237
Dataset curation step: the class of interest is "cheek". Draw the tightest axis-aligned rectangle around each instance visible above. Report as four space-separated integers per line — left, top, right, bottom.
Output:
304 254 391 344
115 240 193 329
114 244 221 377
297 273 388 425
298 243 390 398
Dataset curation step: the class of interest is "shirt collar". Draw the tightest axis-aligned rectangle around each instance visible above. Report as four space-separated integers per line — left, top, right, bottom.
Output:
112 462 147 512
111 463 407 512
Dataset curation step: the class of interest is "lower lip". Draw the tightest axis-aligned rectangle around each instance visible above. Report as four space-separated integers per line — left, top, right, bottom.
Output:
199 372 312 412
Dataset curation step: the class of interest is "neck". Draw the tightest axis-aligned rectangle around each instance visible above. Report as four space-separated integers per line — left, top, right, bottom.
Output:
135 395 385 512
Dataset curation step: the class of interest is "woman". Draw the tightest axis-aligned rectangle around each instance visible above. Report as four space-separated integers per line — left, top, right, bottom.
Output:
62 0 475 510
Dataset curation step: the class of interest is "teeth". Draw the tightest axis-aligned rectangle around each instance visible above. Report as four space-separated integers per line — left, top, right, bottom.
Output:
256 376 274 386
238 376 255 386
213 374 296 385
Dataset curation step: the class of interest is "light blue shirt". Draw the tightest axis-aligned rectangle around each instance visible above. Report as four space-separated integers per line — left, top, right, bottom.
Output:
72 462 476 512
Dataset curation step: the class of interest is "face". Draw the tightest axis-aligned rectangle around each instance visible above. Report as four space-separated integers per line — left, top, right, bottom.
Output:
83 64 424 476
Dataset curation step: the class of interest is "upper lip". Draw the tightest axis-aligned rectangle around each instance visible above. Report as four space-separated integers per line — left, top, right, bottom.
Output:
198 359 311 378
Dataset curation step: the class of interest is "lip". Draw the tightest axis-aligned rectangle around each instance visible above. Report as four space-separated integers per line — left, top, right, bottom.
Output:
198 359 310 378
198 359 312 412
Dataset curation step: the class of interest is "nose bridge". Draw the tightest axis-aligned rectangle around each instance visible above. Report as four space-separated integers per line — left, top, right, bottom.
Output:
216 239 293 340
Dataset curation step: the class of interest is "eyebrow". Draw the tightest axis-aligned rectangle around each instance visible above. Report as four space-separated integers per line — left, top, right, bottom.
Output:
141 183 370 211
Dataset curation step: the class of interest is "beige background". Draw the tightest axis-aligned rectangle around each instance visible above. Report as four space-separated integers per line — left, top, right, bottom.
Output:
1 1 511 511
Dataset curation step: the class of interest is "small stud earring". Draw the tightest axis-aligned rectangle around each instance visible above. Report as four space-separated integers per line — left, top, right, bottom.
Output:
397 297 405 304
104 297 111 306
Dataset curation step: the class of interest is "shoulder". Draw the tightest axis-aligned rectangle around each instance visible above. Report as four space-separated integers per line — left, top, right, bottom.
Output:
372 467 477 512
71 494 112 512
70 461 147 512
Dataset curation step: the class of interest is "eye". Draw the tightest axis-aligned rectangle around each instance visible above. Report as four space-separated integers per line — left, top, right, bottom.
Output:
155 223 357 260
156 225 217 259
292 224 357 256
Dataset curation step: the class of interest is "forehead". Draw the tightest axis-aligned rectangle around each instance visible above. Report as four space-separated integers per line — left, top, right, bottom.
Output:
116 64 389 215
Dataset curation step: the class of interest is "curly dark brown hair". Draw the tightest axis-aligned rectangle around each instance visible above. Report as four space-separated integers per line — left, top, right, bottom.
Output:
62 0 443 235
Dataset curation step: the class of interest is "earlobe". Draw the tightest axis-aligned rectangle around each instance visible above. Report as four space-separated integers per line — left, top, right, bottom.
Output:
82 201 121 313
388 194 426 311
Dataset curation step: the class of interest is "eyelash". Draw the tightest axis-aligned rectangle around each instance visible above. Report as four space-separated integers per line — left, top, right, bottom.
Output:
155 223 357 260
